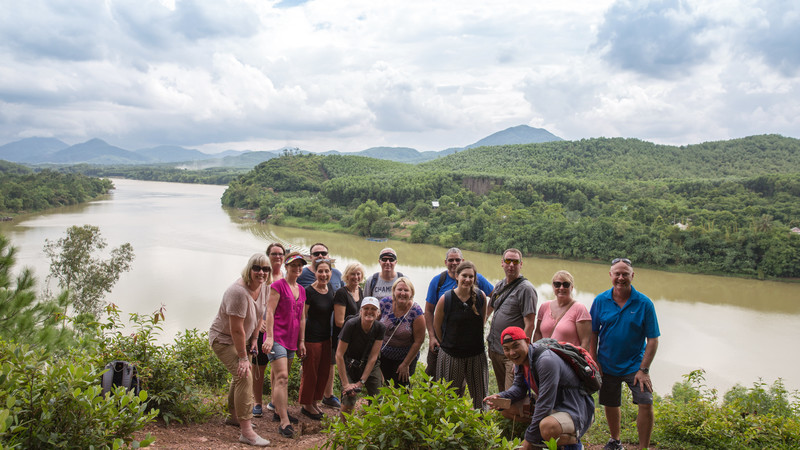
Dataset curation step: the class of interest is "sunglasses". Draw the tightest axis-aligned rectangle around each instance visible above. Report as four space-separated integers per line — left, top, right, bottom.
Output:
553 281 571 288
447 258 462 263
612 257 632 266
268 252 284 257
312 251 329 257
503 259 521 265
251 265 270 273
380 257 396 262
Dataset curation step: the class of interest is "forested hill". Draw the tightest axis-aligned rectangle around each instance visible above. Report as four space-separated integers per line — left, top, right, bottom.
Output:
0 160 114 213
422 134 800 180
221 134 800 279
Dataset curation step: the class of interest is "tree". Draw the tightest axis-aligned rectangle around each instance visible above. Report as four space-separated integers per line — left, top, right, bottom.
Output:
0 234 72 346
43 225 134 317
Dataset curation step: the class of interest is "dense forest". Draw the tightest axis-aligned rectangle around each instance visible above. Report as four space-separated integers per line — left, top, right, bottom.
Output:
53 164 247 185
221 135 800 279
0 161 113 213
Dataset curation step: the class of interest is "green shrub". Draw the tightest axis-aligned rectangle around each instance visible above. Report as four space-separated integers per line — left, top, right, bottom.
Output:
323 371 520 449
0 341 156 449
173 328 229 389
654 369 800 449
98 305 224 425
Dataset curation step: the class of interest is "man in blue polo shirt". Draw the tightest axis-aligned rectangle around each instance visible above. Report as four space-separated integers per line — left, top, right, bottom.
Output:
423 247 494 376
590 258 660 450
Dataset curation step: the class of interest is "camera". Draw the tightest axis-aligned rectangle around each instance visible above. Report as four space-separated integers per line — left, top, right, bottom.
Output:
343 386 362 396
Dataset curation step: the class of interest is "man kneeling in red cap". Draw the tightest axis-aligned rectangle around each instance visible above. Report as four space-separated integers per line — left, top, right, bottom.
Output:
484 327 594 449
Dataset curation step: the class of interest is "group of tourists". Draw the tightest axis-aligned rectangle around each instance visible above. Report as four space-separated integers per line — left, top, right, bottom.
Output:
208 242 660 450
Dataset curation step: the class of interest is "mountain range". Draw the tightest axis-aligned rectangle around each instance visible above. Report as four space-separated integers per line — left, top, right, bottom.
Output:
0 125 562 167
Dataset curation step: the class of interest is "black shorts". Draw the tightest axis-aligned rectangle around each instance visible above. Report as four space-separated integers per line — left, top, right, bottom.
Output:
598 372 653 407
252 332 270 366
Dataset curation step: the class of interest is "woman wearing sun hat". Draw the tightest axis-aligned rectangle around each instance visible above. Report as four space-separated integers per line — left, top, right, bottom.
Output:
262 251 307 438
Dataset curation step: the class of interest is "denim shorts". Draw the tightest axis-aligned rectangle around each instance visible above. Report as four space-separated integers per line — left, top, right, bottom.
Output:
267 341 296 363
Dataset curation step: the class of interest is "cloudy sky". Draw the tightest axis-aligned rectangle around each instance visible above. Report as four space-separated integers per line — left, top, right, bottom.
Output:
1 0 798 153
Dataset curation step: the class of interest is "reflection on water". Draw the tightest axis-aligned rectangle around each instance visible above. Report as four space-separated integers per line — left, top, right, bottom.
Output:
2 178 799 395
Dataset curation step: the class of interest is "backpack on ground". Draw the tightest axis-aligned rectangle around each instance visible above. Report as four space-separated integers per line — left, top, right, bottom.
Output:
531 338 602 395
101 360 141 396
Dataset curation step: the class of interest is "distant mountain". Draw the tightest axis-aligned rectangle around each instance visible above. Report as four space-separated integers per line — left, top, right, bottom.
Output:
0 124 563 167
135 145 211 162
48 139 150 165
465 125 562 149
0 137 69 163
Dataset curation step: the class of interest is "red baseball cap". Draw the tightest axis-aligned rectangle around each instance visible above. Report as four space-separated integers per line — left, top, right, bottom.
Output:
501 326 527 344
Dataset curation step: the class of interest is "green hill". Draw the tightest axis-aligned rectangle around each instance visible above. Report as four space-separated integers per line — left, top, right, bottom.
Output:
420 134 800 180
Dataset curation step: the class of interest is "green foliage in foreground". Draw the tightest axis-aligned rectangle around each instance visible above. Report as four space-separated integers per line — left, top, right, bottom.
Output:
323 371 520 449
583 369 800 449
655 370 800 449
95 305 228 425
0 341 157 449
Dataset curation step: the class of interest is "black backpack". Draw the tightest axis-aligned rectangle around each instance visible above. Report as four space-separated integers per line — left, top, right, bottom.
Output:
101 360 141 396
531 338 602 395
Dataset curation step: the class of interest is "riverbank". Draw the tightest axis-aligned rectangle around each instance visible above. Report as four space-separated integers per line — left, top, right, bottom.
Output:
245 211 800 283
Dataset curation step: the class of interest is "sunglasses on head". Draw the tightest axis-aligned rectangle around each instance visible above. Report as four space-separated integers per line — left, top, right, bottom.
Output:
553 281 571 288
503 258 520 265
312 251 328 257
251 265 270 273
612 257 632 266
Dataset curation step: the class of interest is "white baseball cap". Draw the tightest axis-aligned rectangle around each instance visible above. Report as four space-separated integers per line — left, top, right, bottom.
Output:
361 297 380 309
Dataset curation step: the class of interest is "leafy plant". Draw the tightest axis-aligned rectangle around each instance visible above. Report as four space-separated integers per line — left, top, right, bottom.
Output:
173 328 229 389
98 305 225 425
323 371 520 449
43 225 134 317
0 235 74 347
0 340 156 449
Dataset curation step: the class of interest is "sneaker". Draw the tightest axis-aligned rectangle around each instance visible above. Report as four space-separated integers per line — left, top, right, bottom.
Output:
239 434 270 447
272 412 299 424
603 438 625 450
322 395 341 408
252 404 263 417
266 402 275 411
278 424 295 438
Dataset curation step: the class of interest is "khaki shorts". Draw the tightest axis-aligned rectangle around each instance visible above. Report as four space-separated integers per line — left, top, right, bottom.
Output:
508 399 576 437
550 411 576 436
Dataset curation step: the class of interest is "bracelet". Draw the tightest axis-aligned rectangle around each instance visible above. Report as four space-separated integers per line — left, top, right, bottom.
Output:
238 356 249 362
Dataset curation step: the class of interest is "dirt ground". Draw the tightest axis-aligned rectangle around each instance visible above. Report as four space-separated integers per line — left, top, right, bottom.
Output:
135 404 330 449
135 404 629 449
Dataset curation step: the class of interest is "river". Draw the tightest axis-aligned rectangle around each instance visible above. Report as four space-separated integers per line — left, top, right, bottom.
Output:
2 178 799 396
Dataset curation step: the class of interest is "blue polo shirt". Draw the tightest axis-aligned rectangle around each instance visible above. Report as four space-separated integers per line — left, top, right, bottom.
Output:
424 271 494 305
590 285 660 377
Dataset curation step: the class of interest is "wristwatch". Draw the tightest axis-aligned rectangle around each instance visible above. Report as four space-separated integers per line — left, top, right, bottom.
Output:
359 379 367 384
639 367 650 374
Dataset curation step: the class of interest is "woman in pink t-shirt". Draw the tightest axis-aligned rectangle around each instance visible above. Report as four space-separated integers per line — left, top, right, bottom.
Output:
532 270 591 350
